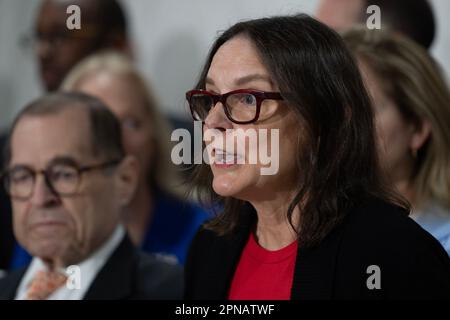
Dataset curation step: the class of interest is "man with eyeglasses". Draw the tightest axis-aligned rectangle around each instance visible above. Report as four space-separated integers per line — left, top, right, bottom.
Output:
0 92 182 300
0 0 131 274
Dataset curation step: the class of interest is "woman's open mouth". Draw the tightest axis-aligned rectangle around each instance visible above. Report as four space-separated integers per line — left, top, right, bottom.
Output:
213 148 243 167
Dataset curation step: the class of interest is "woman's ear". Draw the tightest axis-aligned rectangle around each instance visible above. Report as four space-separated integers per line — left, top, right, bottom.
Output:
410 119 431 155
115 155 139 207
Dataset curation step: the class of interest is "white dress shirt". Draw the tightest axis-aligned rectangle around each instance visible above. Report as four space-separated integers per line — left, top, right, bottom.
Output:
15 224 125 300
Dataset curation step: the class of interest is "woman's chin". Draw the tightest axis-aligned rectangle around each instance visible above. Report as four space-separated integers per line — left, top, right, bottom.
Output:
211 165 260 199
212 173 246 198
212 178 234 197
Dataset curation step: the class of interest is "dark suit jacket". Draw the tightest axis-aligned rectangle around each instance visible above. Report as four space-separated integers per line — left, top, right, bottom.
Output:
185 197 450 299
0 235 183 299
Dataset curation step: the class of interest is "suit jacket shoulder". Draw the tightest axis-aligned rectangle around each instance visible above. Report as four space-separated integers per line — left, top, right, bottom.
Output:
0 235 183 300
84 235 183 300
0 267 26 300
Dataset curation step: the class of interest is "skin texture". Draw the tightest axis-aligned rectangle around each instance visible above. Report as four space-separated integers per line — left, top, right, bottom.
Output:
9 108 138 269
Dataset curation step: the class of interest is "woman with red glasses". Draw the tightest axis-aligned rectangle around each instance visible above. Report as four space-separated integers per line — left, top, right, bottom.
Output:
184 14 450 300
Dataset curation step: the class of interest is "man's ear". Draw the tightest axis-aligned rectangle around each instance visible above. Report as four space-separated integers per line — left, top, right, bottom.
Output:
410 119 431 155
115 155 139 207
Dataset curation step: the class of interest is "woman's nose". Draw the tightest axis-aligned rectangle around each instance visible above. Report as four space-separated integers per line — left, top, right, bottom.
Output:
204 102 233 130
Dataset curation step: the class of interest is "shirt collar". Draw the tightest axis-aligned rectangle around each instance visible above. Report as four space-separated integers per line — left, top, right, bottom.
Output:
16 224 126 299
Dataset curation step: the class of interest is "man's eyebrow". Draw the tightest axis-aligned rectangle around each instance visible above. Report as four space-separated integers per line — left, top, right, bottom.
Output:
6 164 32 172
48 156 79 167
6 157 79 173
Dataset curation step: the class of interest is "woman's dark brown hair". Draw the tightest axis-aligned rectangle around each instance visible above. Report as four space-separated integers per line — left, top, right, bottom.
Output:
190 14 405 248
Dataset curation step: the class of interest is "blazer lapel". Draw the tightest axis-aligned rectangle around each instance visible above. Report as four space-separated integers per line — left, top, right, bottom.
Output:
291 221 346 299
83 236 136 300
0 267 27 300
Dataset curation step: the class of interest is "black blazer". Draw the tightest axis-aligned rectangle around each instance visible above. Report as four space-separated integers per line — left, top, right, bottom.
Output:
185 198 450 299
0 235 183 300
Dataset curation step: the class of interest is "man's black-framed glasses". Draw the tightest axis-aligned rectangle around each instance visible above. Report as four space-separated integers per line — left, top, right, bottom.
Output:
186 89 284 124
1 159 122 200
19 25 102 52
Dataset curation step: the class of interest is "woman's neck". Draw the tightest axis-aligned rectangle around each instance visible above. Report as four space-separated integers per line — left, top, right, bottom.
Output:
251 194 299 251
125 183 153 245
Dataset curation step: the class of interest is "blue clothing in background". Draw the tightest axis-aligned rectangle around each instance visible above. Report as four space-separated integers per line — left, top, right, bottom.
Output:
9 189 211 269
412 202 450 257
140 189 210 264
8 243 30 270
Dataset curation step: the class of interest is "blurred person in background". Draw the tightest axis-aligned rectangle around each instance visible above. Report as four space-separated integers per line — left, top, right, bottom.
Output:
9 51 209 268
3 0 194 271
1 0 130 272
316 0 435 49
344 28 450 255
0 92 182 299
32 0 131 92
60 51 210 264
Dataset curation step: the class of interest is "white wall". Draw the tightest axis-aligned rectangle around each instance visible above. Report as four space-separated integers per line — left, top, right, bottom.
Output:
0 0 41 129
0 0 448 130
125 0 317 121
429 0 450 80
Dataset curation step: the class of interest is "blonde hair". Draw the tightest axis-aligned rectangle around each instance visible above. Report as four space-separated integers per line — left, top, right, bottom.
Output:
61 50 184 196
343 28 450 210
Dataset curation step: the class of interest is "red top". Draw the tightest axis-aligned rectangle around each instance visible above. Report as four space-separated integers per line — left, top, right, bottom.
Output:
228 232 298 300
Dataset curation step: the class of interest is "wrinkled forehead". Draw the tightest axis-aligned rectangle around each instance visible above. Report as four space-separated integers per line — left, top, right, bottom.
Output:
10 108 94 167
207 36 274 90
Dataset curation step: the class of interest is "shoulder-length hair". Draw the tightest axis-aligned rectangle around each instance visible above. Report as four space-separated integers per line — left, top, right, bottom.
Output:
190 14 404 247
343 27 450 210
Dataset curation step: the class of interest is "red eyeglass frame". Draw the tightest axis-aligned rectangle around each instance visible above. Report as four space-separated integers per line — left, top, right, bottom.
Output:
186 89 284 124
